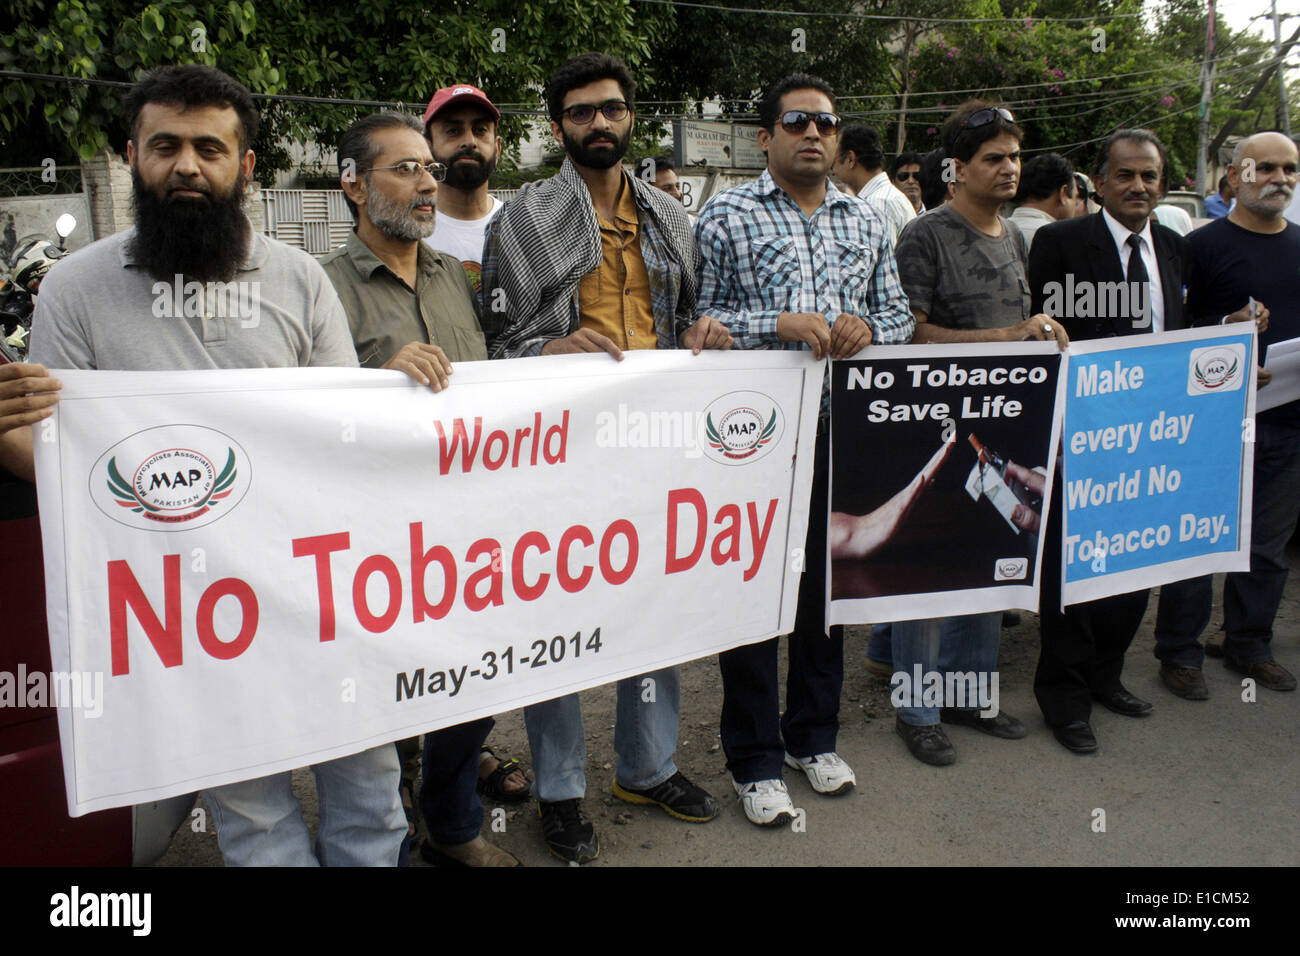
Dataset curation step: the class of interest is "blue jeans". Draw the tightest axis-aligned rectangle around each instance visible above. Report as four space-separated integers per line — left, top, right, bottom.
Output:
868 623 892 664
1222 422 1300 664
523 666 679 802
891 612 1001 726
205 744 406 866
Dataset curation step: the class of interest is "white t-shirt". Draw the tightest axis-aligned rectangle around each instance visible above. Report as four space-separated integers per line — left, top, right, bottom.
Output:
423 195 502 294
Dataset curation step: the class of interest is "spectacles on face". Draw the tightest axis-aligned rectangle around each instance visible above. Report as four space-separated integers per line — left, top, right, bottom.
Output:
561 100 630 125
960 107 1015 131
894 170 918 182
368 161 447 181
779 110 840 136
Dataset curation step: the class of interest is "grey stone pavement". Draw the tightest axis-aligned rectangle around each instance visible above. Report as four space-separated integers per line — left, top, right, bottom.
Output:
157 567 1300 868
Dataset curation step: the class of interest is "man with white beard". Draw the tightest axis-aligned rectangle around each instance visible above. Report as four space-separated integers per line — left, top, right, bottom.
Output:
1167 131 1300 694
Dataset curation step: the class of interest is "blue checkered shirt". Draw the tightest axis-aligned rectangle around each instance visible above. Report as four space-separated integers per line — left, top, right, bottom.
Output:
694 171 913 360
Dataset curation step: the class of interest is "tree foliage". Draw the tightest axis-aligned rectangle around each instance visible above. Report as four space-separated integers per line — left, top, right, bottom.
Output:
1 0 1296 186
0 0 675 183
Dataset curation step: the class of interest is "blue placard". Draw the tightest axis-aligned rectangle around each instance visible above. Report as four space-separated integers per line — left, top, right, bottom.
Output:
1062 328 1254 603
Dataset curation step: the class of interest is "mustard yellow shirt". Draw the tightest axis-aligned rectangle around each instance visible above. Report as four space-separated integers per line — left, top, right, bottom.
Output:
577 176 656 350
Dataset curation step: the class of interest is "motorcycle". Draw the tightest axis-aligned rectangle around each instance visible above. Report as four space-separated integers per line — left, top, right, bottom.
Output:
0 212 77 363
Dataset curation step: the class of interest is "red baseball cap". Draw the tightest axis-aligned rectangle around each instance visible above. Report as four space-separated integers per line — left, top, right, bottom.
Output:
423 85 501 127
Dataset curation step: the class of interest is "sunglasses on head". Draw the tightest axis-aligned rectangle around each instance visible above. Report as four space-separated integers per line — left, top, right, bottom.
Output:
779 110 840 136
960 106 1015 131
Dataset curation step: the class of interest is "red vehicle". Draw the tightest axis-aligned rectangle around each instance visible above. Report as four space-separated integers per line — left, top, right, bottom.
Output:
2 215 192 864
1 468 193 865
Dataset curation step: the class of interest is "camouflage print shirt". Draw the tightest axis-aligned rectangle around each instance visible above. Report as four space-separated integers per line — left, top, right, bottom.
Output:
894 204 1030 330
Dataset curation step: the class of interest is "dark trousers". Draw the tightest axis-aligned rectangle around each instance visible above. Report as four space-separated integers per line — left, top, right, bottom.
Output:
418 716 494 845
1153 575 1213 669
720 427 842 782
1222 422 1300 664
1036 471 1149 727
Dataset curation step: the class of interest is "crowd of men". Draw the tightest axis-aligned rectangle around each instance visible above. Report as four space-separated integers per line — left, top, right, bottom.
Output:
0 55 1295 867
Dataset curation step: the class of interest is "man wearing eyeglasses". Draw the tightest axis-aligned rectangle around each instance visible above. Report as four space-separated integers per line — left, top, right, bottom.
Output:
481 52 729 865
322 111 484 386
695 73 913 827
321 113 508 866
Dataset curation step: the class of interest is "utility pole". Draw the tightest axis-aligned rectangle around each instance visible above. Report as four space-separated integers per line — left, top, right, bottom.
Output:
1274 0 1292 137
1196 0 1217 195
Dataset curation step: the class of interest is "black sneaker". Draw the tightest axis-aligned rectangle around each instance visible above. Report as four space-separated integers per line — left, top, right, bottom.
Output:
612 771 720 822
537 799 599 864
896 716 956 766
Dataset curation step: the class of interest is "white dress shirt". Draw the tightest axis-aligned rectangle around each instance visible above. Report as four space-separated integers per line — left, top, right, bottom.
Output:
858 172 917 246
1102 207 1165 333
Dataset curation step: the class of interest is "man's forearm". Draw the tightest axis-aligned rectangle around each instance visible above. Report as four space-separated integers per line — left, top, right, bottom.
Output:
706 305 785 350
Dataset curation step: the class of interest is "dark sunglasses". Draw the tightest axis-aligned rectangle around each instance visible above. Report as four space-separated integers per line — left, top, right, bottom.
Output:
562 100 630 125
894 170 918 182
779 110 840 136
960 106 1015 131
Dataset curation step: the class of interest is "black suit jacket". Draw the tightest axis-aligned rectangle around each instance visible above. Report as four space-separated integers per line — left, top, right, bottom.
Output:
1028 211 1190 341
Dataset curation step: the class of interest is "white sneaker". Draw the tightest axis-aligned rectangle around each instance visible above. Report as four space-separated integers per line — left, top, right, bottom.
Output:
731 777 795 827
783 752 856 795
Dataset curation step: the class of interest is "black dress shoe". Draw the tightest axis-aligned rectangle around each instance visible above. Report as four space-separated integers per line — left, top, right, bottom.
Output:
1092 687 1153 717
1052 720 1098 754
940 707 1027 739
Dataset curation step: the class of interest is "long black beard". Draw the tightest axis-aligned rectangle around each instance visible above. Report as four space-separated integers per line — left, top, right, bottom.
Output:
128 170 251 284
563 127 630 170
440 149 497 190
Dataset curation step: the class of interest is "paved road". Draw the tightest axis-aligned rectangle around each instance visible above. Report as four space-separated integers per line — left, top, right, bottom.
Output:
157 569 1300 867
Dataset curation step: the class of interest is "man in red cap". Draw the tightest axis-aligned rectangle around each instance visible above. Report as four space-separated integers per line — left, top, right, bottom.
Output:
422 85 504 297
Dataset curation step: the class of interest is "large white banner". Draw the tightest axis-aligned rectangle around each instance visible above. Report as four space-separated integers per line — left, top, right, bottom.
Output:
34 352 822 815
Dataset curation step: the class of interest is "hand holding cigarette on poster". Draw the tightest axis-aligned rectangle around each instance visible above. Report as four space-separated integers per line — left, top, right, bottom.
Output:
1004 462 1047 534
829 440 954 559
965 434 1046 536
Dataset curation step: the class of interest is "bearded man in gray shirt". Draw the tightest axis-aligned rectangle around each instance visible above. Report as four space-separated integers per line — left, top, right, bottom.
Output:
9 65 407 866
